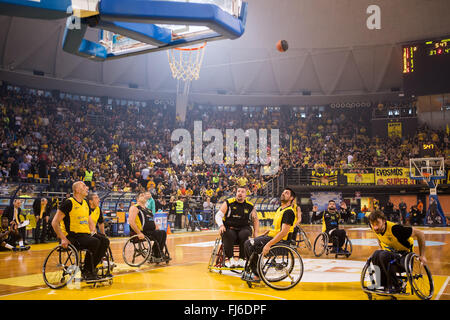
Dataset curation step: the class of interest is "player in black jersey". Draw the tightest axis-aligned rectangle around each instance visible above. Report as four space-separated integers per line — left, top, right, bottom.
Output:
215 186 259 267
312 200 349 253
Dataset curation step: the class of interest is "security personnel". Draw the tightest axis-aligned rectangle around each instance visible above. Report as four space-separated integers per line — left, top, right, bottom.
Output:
84 168 93 187
128 191 168 261
313 200 348 253
215 185 259 267
175 197 184 229
52 181 109 282
243 188 296 282
368 210 427 291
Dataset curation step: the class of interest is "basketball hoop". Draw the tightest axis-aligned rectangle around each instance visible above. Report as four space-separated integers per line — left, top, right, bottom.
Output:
422 172 432 184
167 42 207 84
167 42 206 122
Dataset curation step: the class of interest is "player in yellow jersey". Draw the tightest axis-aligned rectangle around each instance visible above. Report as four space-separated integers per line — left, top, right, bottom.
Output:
368 210 427 292
243 188 297 282
52 181 109 281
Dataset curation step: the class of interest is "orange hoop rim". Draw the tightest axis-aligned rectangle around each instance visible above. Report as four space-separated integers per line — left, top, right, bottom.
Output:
172 42 207 51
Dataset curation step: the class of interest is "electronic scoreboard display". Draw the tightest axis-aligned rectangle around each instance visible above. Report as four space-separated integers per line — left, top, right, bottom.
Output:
402 36 450 95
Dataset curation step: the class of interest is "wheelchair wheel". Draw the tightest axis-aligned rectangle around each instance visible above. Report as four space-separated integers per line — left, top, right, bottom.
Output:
98 247 114 277
208 238 221 272
405 253 434 300
123 235 152 267
298 227 312 252
42 244 79 289
342 236 352 258
313 233 328 257
361 259 378 294
258 245 304 290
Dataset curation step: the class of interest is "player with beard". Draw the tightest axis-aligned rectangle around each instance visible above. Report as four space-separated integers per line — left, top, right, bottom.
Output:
313 200 349 253
242 188 297 282
368 210 427 291
216 186 259 267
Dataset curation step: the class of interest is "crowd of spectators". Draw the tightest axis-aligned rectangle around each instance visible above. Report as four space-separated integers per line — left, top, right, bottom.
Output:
0 84 448 203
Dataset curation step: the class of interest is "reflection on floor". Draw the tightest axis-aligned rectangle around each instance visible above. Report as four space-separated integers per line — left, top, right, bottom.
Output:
0 225 449 300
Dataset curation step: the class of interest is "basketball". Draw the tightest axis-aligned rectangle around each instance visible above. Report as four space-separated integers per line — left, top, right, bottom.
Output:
276 39 289 52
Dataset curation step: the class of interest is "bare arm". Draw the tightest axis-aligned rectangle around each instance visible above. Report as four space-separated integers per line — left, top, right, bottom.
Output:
88 215 96 234
262 223 291 256
251 208 259 237
295 206 302 226
411 228 427 264
52 210 69 248
98 222 106 235
128 206 145 240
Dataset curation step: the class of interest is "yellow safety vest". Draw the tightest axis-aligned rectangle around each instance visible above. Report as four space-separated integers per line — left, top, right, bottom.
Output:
84 170 93 182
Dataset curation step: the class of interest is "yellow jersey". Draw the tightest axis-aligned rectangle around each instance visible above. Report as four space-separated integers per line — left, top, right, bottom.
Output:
59 197 91 235
372 220 414 253
268 205 296 240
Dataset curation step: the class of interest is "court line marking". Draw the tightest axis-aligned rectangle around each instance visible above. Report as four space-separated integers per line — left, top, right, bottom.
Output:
435 276 449 300
89 288 286 301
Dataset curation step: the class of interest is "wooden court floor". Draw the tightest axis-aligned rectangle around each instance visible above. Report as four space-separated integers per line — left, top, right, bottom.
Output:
0 224 449 300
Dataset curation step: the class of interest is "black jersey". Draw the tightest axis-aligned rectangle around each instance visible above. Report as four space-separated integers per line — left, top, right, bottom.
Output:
223 197 254 229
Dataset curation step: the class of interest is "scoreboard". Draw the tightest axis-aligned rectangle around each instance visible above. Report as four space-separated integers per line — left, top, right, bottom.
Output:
402 37 450 95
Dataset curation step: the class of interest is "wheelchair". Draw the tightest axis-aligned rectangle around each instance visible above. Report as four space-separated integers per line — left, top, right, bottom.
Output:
361 252 434 300
208 237 245 274
290 226 312 252
242 242 304 290
122 234 171 267
313 231 352 258
42 243 114 289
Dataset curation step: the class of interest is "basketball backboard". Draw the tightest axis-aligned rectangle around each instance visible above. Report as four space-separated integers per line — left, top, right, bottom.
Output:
409 157 445 181
98 0 243 56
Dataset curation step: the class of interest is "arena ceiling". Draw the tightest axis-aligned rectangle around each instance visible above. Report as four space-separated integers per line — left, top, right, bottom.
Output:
0 0 449 106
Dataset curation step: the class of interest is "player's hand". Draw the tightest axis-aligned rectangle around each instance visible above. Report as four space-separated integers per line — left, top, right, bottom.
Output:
419 255 428 265
262 244 271 256
137 232 145 240
61 237 70 249
219 225 226 235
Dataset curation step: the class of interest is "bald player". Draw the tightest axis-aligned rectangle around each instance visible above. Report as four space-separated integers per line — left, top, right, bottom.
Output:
52 181 109 282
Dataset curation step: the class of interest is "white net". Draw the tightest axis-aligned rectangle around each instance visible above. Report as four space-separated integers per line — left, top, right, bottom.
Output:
167 43 206 83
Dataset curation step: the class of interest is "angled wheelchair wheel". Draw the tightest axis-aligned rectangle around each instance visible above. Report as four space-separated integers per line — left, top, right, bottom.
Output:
342 236 353 258
258 245 304 290
97 246 114 277
42 244 79 289
298 227 312 252
405 253 434 300
123 235 152 267
208 238 222 272
360 259 378 296
313 232 328 257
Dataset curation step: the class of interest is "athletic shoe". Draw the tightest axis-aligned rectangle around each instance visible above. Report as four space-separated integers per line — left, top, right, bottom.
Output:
242 272 260 283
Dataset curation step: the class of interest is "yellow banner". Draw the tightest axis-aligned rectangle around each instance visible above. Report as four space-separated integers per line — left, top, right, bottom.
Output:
375 167 415 185
388 122 402 138
311 170 338 186
344 173 375 185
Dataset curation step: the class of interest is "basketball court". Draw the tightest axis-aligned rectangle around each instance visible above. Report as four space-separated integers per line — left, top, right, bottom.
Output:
0 0 449 310
0 225 449 300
